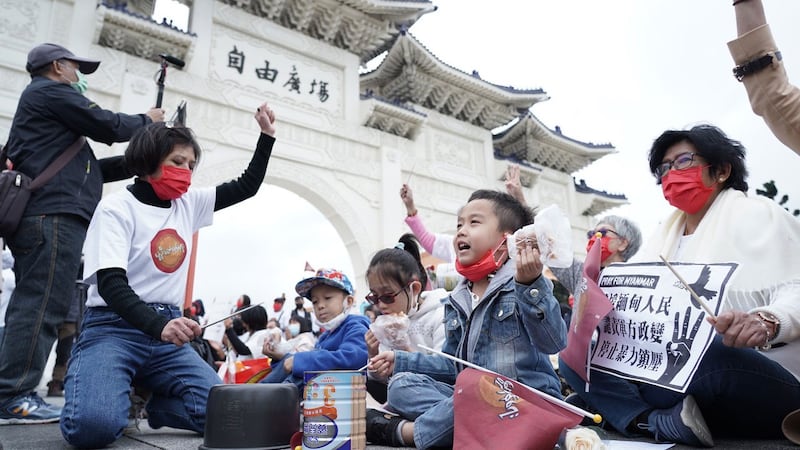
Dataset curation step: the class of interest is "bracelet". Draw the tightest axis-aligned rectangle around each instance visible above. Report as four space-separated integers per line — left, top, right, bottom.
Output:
732 0 750 5
756 320 772 350
733 52 782 81
407 209 418 217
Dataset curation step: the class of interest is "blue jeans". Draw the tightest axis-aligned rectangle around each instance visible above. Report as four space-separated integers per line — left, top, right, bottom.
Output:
260 356 305 396
60 305 221 448
0 215 85 400
387 372 455 449
560 336 800 439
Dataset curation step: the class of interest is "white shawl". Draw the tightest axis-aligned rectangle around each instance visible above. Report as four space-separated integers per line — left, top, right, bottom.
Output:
635 188 800 379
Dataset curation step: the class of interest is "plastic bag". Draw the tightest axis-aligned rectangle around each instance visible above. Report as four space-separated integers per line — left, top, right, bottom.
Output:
370 313 411 351
222 356 272 384
507 204 573 268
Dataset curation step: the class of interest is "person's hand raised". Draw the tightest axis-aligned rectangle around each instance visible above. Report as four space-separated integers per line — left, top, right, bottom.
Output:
504 164 527 206
255 102 276 137
146 107 166 123
400 184 417 215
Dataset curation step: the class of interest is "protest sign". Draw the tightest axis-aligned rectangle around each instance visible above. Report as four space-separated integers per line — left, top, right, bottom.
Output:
591 262 737 392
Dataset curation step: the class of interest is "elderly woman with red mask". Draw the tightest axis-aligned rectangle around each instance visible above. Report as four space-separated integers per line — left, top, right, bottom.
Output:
559 124 800 447
550 215 642 296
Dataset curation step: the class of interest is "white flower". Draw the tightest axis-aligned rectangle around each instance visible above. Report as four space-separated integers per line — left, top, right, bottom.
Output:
564 426 606 450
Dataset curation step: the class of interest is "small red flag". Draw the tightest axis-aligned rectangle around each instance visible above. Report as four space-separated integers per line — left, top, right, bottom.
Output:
453 368 582 450
559 234 613 382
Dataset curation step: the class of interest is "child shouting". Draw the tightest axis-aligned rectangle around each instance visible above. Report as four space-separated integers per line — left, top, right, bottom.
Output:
260 268 369 395
366 189 567 448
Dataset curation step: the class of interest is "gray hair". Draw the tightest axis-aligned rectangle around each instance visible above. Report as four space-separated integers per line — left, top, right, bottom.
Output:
597 215 642 261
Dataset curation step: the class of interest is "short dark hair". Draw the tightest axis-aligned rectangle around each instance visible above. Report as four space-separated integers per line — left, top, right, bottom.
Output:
240 305 268 331
466 189 534 233
366 233 428 292
648 124 748 192
124 122 201 177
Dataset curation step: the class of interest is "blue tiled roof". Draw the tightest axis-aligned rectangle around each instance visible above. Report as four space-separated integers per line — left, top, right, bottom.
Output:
574 178 627 200
99 1 197 36
360 90 428 117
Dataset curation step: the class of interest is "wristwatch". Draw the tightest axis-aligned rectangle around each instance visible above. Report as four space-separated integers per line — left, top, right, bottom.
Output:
756 311 781 350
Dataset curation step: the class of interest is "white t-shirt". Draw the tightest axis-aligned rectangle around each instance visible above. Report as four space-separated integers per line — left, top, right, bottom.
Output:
239 328 270 361
83 187 215 308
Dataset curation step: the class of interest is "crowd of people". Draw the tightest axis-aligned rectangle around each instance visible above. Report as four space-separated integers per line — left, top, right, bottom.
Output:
0 0 799 448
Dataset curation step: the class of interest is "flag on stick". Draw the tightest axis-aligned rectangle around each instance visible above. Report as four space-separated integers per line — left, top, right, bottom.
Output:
454 368 582 450
559 233 613 382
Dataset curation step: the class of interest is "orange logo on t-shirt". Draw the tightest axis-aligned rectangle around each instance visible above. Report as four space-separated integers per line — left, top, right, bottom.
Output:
150 228 187 273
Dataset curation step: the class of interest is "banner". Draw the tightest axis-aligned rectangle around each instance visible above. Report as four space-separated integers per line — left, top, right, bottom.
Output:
559 236 612 382
591 262 738 392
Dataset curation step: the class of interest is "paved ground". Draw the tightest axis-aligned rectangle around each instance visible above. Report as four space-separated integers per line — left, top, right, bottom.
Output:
0 389 796 449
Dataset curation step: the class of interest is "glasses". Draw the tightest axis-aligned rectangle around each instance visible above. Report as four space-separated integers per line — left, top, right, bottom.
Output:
365 285 408 305
587 228 620 239
654 152 697 179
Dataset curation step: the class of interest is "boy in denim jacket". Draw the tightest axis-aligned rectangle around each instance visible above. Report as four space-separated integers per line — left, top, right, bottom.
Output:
366 189 567 448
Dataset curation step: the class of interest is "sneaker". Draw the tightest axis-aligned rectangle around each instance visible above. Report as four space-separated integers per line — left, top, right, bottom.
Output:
0 392 61 425
366 408 406 447
646 395 713 447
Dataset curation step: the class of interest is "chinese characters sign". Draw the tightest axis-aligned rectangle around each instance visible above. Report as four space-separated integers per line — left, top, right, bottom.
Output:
213 33 342 114
590 262 738 392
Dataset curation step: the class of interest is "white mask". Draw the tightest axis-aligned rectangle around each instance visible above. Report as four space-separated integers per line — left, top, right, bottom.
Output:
313 299 351 332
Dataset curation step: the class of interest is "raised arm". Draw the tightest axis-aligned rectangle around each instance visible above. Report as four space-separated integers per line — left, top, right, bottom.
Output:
504 164 528 207
729 0 800 155
215 103 277 210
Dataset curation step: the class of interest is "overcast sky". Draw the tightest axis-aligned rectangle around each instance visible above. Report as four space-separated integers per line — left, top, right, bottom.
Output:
177 1 800 321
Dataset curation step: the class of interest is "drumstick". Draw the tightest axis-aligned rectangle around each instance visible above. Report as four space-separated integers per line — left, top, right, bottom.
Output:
201 302 264 329
658 255 717 320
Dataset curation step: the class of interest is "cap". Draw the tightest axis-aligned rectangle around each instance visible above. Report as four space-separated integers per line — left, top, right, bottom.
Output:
295 268 354 299
26 43 100 75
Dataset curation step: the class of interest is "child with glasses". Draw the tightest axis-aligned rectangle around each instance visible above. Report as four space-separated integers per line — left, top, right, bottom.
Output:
259 268 369 396
365 189 567 448
363 233 448 403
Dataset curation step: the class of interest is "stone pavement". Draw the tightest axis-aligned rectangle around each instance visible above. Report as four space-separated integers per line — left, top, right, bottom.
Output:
0 389 796 449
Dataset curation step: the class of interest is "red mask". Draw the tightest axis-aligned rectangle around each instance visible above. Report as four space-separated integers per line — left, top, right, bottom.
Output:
455 236 507 283
273 303 283 313
586 236 613 262
661 165 714 214
149 165 192 201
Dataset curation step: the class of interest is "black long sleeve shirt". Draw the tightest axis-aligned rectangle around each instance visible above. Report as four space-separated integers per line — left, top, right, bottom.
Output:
96 133 276 339
6 76 149 221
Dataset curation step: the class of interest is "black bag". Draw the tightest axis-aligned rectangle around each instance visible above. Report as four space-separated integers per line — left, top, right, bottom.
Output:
0 137 85 238
0 169 33 237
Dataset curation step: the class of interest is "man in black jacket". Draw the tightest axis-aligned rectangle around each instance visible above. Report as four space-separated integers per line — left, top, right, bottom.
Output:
0 43 164 424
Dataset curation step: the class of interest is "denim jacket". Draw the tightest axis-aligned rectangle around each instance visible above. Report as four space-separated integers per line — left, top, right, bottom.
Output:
393 261 567 398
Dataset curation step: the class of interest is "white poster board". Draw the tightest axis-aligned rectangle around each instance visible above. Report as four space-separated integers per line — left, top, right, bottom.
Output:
590 262 738 392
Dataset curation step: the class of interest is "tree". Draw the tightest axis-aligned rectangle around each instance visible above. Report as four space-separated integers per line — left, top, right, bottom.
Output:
755 180 800 217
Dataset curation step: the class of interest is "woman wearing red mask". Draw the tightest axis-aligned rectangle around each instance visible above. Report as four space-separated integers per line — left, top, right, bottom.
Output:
60 104 277 448
560 124 800 447
550 215 642 297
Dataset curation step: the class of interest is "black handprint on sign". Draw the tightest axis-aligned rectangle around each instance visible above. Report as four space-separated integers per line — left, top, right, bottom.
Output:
658 306 705 384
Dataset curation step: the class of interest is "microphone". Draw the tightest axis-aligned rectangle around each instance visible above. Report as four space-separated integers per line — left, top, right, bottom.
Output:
159 53 185 68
